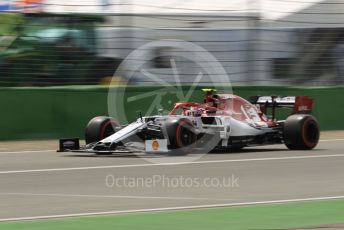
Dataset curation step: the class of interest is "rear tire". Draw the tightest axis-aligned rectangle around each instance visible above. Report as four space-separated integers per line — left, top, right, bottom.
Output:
283 114 319 150
85 116 119 145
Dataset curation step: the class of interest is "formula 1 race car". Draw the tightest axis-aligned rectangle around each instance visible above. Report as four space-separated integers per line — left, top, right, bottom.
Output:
58 89 320 155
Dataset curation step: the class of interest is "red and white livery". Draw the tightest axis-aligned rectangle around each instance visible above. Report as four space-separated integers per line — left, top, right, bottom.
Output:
59 90 320 154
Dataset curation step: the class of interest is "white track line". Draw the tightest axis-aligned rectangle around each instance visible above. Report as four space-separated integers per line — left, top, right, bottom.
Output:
1 195 344 222
0 192 234 202
1 153 344 174
320 138 344 142
0 150 55 154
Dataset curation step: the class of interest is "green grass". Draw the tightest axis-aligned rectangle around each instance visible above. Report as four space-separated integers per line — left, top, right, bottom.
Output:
2 199 344 230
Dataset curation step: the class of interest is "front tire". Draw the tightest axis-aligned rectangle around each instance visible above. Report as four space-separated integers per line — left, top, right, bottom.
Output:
283 114 320 150
85 116 119 145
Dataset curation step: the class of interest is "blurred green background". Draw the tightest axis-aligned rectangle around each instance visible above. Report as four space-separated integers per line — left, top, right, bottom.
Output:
1 9 344 140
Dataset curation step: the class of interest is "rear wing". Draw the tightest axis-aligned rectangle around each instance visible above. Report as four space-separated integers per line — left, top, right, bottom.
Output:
249 96 314 114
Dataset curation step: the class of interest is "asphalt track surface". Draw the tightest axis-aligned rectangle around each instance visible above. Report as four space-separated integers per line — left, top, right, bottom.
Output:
1 139 344 221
